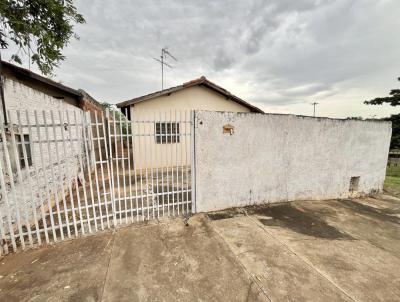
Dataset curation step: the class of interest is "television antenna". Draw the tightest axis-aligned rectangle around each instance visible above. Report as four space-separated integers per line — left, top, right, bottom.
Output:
153 48 178 91
311 102 319 117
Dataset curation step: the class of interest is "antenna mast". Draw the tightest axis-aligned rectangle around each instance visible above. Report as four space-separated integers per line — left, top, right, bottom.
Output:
153 48 177 91
311 102 319 117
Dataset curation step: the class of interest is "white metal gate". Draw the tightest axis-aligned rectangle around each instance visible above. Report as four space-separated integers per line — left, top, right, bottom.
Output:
0 108 194 255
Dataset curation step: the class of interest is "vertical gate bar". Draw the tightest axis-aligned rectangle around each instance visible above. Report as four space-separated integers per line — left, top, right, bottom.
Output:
74 111 91 233
11 111 34 246
105 109 117 227
0 143 16 251
112 110 122 224
0 113 11 253
102 112 115 227
143 111 150 220
170 109 175 216
112 110 122 223
58 110 77 236
185 111 189 214
82 112 96 232
17 111 41 245
7 112 32 247
88 111 103 230
66 111 85 234
91 111 105 230
0 171 8 254
180 110 184 214
175 110 179 215
42 111 64 240
130 110 139 222
118 111 127 223
95 112 110 228
150 112 155 220
190 110 196 213
165 111 170 217
26 111 49 243
137 110 144 221
154 111 159 219
50 111 71 238
124 108 133 222
35 110 57 242
159 110 165 217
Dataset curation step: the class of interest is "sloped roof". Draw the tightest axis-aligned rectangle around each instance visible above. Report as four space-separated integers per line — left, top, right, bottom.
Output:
116 76 264 113
1 60 81 98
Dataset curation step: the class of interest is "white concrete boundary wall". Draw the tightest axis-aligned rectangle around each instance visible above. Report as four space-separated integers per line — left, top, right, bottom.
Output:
194 111 392 212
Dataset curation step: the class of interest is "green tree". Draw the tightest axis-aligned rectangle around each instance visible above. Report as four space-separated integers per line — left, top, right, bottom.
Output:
364 77 400 106
364 77 400 150
382 114 400 150
0 0 85 75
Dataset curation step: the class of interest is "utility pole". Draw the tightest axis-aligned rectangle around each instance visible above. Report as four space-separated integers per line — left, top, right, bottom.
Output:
311 102 319 117
153 48 177 91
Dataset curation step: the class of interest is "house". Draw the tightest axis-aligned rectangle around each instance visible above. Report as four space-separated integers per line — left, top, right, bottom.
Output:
0 61 103 227
115 76 264 169
117 76 263 117
0 60 103 172
0 60 103 121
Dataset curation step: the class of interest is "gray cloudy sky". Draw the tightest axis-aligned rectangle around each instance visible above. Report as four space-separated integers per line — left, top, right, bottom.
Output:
4 0 400 118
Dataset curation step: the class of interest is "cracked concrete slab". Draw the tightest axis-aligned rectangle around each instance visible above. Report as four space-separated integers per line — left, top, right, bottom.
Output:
209 196 400 302
0 232 114 302
101 215 266 302
211 216 352 301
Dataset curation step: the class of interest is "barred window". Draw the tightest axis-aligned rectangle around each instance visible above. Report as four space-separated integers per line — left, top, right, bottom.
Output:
155 122 180 144
16 134 32 168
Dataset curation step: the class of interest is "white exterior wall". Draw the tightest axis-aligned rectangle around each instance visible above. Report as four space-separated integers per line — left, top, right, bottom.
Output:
0 78 86 223
127 86 251 169
194 111 392 212
3 77 84 167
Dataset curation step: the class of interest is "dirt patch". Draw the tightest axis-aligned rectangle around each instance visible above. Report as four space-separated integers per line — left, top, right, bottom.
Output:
250 204 353 240
338 199 400 225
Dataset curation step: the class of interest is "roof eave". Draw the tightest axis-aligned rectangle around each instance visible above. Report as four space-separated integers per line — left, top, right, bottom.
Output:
116 77 264 113
2 60 81 98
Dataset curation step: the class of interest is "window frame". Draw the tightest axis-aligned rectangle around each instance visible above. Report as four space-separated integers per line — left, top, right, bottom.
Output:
15 134 33 168
155 122 180 144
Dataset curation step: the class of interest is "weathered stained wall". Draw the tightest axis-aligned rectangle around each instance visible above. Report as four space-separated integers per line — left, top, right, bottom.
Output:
194 111 392 212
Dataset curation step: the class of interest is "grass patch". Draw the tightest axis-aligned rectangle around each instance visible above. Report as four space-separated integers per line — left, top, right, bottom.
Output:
385 165 400 196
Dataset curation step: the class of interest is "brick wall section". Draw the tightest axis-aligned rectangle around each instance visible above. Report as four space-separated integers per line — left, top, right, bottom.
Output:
0 78 93 225
79 89 104 117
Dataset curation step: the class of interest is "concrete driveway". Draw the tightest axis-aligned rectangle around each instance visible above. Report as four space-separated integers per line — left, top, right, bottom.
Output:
0 195 399 301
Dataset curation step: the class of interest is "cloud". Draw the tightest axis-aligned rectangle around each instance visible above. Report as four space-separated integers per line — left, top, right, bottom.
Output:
2 0 400 118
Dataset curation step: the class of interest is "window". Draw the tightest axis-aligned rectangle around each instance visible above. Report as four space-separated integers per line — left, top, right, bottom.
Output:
16 134 32 168
155 122 180 144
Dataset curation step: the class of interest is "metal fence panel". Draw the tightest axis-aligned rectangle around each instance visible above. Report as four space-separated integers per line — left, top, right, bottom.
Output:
0 109 194 255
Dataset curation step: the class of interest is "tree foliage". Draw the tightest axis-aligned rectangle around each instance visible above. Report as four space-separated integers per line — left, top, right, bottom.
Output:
382 114 400 150
364 77 400 150
0 0 85 75
364 77 400 106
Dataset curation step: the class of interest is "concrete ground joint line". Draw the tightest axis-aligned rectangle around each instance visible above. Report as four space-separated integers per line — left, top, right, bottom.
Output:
243 212 360 302
209 222 273 302
100 230 117 302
